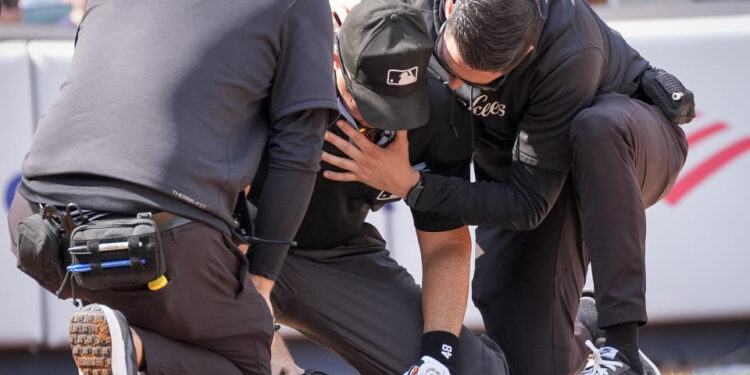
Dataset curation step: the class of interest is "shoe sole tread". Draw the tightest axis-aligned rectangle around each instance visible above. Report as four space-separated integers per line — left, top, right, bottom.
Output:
70 305 114 375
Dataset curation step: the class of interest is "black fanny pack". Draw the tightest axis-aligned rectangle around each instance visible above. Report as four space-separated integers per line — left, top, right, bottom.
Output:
16 205 167 300
638 66 696 125
66 214 165 290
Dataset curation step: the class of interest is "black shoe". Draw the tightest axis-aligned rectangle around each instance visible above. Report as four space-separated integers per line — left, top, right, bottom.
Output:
580 340 661 375
70 304 139 375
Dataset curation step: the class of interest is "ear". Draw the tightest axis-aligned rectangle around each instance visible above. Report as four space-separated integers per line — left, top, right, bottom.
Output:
525 45 535 56
444 0 455 17
333 51 340 69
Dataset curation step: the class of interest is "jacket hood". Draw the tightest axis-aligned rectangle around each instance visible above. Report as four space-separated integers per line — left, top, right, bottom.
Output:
501 0 581 86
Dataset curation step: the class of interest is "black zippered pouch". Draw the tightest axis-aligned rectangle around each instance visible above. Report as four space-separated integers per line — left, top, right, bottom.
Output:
68 216 165 290
639 66 695 125
16 213 67 294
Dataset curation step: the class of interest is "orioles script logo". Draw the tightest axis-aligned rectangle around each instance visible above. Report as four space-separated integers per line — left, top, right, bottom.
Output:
472 94 506 118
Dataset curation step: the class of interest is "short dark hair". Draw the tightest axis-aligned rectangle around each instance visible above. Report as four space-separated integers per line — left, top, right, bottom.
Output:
1 0 19 8
446 0 543 72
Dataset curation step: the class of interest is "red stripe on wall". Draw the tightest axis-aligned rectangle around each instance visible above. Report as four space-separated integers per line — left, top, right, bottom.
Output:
685 122 727 146
665 137 750 205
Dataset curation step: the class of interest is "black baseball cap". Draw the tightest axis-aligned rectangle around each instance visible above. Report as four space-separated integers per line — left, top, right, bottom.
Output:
338 0 434 130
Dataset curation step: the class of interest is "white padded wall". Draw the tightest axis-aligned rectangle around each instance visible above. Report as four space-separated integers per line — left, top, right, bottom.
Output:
26 39 78 347
612 15 750 322
0 40 44 347
27 40 74 128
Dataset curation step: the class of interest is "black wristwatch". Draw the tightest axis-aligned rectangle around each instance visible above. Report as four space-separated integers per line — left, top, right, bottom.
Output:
405 171 425 207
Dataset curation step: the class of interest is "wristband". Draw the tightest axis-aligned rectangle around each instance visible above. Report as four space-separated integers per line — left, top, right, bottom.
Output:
405 171 425 207
420 331 459 373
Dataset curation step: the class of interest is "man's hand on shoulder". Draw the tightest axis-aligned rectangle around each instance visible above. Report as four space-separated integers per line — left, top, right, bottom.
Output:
322 119 420 198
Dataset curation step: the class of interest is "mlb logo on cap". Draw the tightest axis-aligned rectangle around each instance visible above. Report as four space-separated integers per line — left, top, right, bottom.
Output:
387 67 419 86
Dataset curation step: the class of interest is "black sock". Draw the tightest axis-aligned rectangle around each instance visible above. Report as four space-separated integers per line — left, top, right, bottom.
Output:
604 321 642 373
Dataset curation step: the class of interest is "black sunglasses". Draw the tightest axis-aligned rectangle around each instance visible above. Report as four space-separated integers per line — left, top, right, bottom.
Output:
432 23 507 92
334 34 396 147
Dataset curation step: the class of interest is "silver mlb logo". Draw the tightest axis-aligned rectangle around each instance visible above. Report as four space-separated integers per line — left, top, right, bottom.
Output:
387 67 418 86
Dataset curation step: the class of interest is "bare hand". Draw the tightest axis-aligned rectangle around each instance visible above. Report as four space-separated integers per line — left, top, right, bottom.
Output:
271 332 304 375
272 357 304 375
321 119 420 198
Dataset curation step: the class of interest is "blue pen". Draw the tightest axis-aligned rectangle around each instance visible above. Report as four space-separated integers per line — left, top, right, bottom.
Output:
67 258 146 273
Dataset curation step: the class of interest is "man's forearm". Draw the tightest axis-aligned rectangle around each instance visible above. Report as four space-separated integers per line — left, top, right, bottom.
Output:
246 109 327 280
417 227 472 336
247 167 317 280
250 273 276 313
413 163 568 231
321 122 567 231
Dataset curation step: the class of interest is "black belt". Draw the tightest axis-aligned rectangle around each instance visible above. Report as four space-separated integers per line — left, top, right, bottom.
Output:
28 201 191 232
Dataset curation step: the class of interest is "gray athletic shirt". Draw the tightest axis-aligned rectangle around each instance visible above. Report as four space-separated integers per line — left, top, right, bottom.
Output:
20 0 337 232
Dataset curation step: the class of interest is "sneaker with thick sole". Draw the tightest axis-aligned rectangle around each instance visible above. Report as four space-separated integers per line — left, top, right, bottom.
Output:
69 303 139 375
580 340 662 375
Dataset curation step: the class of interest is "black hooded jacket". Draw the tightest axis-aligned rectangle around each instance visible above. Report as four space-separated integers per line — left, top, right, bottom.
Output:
404 0 649 230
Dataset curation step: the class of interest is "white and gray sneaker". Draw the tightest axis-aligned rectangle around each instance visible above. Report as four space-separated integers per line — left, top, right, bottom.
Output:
581 340 662 375
69 303 139 375
638 348 662 375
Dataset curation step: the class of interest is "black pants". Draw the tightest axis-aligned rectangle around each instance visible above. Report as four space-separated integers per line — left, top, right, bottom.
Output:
8 191 274 375
472 93 688 375
572 93 687 327
271 225 510 375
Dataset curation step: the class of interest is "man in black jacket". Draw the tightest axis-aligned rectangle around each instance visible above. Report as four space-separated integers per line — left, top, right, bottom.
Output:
324 0 689 374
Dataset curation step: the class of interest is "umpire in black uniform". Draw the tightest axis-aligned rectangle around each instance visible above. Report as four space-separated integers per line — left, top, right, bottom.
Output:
7 0 337 374
323 0 690 374
250 1 508 374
